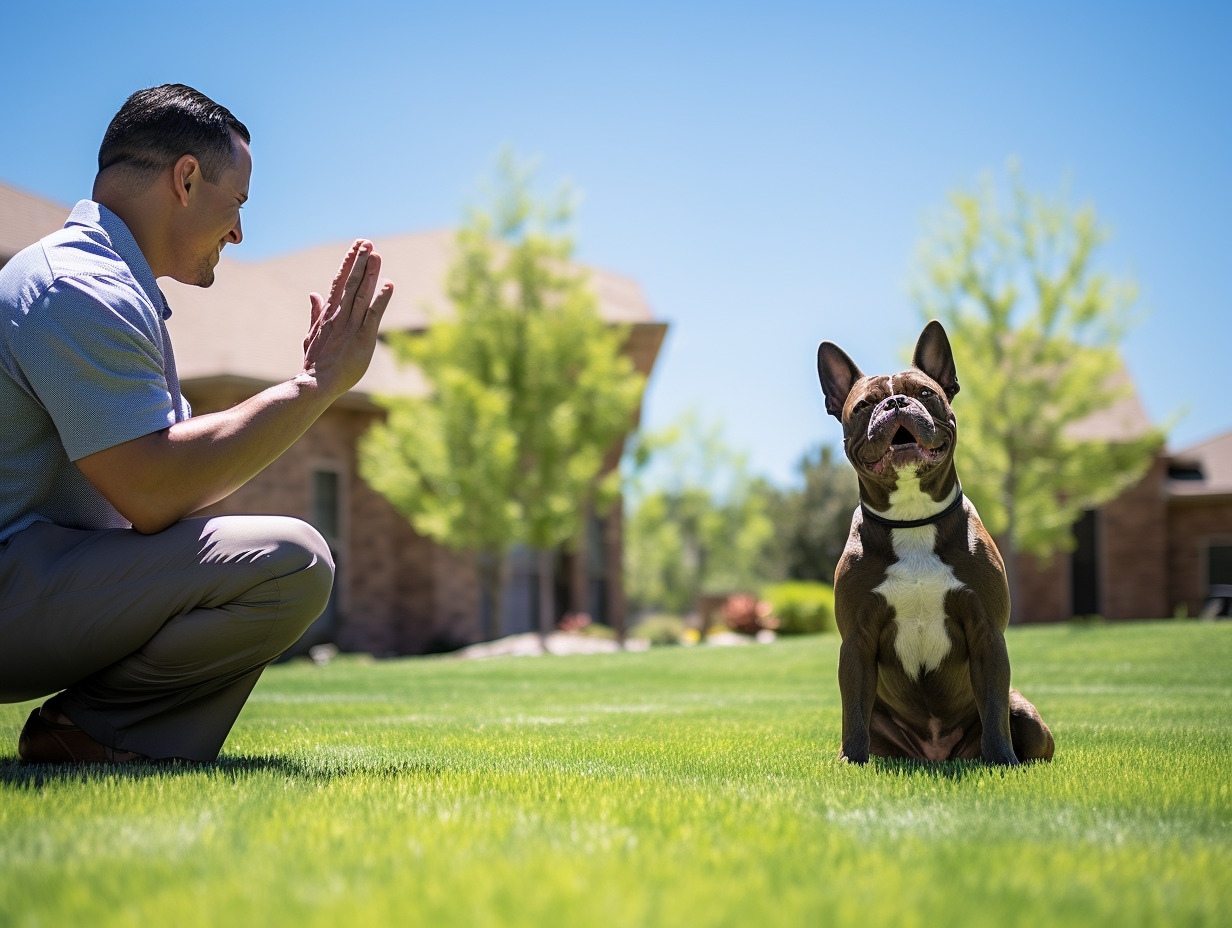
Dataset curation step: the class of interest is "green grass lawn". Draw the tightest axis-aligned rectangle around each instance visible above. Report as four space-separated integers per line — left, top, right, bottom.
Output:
2 621 1230 928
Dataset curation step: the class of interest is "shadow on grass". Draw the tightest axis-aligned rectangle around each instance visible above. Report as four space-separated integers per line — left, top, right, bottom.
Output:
0 752 444 787
869 757 1049 778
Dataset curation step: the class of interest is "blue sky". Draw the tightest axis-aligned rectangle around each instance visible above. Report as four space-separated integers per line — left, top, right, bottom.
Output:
2 1 1228 486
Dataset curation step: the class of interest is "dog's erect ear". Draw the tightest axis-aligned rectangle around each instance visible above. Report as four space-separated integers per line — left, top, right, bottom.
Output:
817 341 865 420
912 320 960 401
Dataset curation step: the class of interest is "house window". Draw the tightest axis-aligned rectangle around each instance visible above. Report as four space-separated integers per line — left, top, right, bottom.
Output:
312 469 341 541
1208 545 1232 588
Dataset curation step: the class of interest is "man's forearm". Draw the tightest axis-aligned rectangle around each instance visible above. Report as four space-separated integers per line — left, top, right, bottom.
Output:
78 375 336 534
78 240 391 534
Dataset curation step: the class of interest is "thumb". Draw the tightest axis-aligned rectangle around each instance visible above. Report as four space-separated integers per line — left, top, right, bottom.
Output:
305 292 325 352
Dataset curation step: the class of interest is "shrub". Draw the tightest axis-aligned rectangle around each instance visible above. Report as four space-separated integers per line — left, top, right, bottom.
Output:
761 582 836 635
629 614 687 646
719 593 778 634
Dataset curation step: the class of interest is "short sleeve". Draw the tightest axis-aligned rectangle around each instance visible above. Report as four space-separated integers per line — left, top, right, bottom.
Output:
14 274 178 461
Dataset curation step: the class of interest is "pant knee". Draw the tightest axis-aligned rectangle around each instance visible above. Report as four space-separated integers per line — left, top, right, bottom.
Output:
204 515 335 640
265 518 335 629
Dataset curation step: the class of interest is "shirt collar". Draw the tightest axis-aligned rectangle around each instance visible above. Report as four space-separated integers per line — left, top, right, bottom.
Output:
65 200 173 320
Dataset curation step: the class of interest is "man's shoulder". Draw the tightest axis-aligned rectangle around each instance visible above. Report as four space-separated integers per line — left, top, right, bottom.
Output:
2 221 158 336
0 237 57 303
37 220 132 286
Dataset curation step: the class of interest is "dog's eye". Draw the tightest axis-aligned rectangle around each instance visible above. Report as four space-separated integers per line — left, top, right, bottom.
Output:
919 388 934 399
852 398 872 413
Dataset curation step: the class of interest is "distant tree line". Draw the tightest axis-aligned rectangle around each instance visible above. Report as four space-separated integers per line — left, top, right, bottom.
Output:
624 416 858 618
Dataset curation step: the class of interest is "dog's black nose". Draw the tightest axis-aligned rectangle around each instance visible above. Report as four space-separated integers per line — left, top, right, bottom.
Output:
882 395 911 410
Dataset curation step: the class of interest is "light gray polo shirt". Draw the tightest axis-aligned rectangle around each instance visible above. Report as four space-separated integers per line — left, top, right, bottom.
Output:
0 200 190 542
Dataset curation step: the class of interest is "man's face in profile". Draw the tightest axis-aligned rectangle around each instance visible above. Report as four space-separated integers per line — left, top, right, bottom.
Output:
177 132 251 288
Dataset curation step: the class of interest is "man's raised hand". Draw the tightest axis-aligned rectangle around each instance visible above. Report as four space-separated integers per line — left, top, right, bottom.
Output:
301 239 394 397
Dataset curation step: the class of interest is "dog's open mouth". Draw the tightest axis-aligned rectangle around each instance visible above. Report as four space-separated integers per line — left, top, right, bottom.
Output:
891 426 915 447
870 425 948 474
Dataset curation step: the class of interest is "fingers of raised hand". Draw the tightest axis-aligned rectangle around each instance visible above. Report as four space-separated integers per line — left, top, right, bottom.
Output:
351 251 383 318
326 239 367 313
373 280 394 317
334 242 376 328
360 279 395 336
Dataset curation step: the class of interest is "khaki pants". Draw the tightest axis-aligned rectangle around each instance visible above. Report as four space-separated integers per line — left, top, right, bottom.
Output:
0 515 333 761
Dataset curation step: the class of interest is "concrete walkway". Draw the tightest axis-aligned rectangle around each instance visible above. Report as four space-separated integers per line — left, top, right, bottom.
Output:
454 632 652 659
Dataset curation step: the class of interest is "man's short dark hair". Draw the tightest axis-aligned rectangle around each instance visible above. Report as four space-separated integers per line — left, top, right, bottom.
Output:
97 84 250 185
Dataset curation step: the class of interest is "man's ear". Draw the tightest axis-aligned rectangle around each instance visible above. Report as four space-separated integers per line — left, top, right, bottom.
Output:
912 320 960 401
817 341 864 420
171 153 201 208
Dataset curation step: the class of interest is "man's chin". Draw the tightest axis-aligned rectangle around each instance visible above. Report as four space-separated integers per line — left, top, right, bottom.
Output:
184 263 216 288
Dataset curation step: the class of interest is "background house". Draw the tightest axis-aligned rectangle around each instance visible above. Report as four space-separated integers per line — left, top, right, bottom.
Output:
1013 380 1232 622
1 181 666 654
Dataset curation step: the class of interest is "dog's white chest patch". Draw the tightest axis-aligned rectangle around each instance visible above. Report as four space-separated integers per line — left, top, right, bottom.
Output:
873 481 965 680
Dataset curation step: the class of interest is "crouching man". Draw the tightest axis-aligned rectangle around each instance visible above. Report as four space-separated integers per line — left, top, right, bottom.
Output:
0 84 394 763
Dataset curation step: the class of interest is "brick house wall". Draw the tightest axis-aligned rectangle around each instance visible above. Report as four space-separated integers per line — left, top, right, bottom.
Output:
1099 456 1170 620
1013 552 1070 624
1166 497 1232 616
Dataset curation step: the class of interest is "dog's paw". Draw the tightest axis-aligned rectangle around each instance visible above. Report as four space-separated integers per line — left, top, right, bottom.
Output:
983 742 1020 767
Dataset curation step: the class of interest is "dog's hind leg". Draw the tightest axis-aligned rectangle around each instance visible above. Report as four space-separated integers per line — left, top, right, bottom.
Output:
1009 689 1055 761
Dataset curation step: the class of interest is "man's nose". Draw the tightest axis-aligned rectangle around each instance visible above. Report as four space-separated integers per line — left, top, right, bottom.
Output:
228 214 243 245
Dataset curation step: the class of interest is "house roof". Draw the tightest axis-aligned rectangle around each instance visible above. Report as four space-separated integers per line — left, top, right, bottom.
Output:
0 182 70 263
1168 430 1232 499
1 181 665 400
1061 366 1155 443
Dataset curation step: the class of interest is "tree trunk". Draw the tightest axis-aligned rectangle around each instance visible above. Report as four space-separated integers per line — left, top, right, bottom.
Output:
537 547 556 644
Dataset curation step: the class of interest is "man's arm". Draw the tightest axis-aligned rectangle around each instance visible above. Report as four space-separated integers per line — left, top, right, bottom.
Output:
77 240 393 534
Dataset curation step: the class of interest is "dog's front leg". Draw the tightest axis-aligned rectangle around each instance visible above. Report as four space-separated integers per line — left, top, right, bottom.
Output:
957 591 1019 766
837 627 880 764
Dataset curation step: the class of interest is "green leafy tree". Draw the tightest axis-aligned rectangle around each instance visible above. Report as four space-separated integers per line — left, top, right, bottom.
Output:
625 412 776 616
767 444 859 585
911 166 1164 614
360 151 645 638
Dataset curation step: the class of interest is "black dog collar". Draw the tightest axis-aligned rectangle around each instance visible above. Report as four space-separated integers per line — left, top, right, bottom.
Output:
860 485 965 529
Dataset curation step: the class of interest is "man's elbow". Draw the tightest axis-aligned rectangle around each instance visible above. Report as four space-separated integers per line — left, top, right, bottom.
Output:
113 496 186 534
128 511 180 535
77 436 196 533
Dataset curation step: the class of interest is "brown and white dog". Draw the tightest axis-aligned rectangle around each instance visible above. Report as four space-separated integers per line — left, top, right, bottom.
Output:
817 321 1054 766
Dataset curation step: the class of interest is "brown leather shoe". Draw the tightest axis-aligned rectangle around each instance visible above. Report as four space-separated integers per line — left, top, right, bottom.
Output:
17 707 147 764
